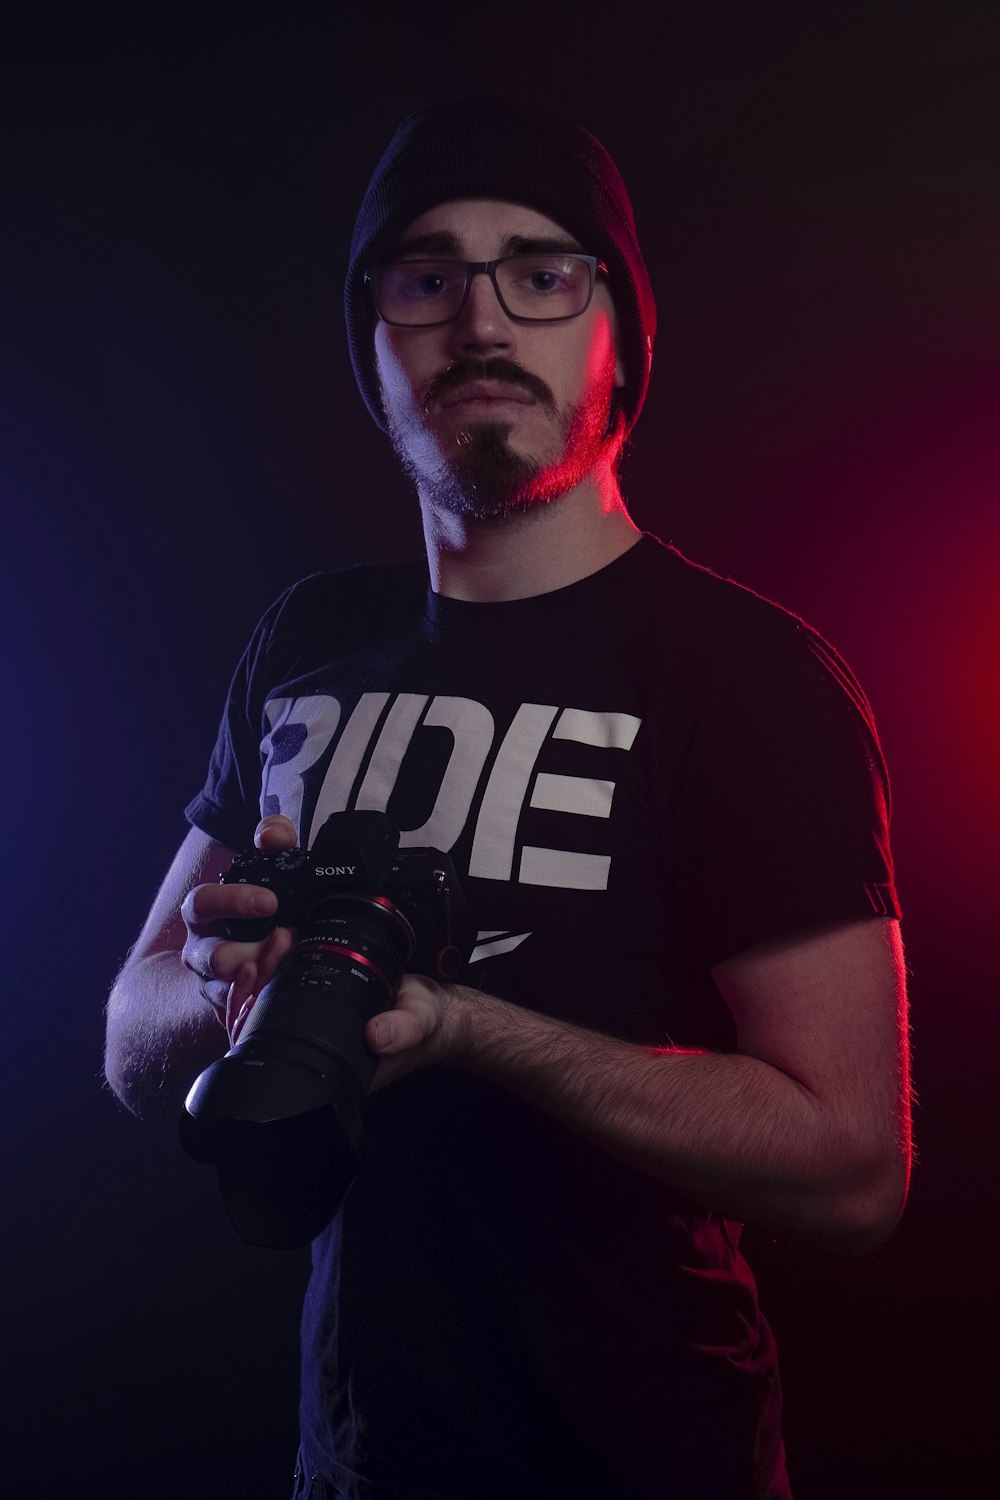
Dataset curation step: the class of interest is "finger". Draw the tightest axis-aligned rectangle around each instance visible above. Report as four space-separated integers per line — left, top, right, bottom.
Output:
252 926 296 990
183 933 252 984
181 880 277 936
255 815 299 850
200 976 233 1028
230 997 255 1046
227 975 258 1045
183 937 247 1027
226 959 258 1018
366 1004 435 1055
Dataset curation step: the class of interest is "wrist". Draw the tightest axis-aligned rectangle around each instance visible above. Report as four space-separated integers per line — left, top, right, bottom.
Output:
442 984 532 1074
438 982 480 1065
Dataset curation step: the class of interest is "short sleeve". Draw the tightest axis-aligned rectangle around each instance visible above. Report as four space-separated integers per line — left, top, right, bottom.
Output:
182 561 429 852
670 609 900 968
184 583 305 851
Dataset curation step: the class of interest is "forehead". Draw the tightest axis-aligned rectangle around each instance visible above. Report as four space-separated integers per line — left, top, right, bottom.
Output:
395 198 583 256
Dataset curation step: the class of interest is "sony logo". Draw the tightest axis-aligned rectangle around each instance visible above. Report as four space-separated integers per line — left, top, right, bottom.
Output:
315 864 357 876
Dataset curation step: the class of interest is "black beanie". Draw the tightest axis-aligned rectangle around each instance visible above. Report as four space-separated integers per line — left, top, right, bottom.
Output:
345 99 656 434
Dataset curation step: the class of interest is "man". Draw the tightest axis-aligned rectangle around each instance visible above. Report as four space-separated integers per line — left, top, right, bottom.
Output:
105 100 910 1499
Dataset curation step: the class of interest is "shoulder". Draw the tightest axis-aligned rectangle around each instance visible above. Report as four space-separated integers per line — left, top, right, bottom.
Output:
634 534 877 732
223 557 428 712
636 532 827 644
251 558 428 655
264 558 428 629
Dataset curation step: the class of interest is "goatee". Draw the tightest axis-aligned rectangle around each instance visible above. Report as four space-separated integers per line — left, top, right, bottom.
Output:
385 368 618 522
397 418 545 521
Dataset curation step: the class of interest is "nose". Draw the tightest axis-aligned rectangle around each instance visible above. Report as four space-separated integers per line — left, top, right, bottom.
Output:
449 268 516 357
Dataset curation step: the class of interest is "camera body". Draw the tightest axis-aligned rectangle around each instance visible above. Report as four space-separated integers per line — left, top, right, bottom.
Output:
220 811 470 980
181 811 474 1248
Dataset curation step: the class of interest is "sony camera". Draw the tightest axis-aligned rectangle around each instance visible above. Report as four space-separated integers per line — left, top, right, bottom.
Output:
180 810 473 1249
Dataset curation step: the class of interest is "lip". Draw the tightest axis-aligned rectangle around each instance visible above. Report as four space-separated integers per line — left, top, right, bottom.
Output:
439 380 535 409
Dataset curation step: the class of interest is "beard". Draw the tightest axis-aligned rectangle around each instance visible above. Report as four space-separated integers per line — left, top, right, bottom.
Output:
417 419 541 520
382 356 620 522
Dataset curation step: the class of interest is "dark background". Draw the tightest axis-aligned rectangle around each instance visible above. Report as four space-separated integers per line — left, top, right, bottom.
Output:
5 3 998 1495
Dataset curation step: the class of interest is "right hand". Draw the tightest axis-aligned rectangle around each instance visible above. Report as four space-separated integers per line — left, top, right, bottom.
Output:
181 814 299 1044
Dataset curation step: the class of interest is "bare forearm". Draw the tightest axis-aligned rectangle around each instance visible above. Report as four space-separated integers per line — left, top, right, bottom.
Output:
444 987 905 1252
104 952 227 1119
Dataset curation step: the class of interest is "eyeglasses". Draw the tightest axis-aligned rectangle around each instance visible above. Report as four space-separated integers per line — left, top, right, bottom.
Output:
364 253 607 327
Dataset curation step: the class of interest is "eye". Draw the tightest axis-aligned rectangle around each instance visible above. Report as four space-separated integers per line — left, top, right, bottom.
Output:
529 268 559 290
518 261 574 294
392 262 463 301
406 272 446 298
497 255 591 317
503 256 587 298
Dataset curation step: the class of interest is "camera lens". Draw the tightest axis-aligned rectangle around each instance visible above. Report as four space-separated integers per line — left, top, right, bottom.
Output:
238 894 414 1066
181 894 416 1247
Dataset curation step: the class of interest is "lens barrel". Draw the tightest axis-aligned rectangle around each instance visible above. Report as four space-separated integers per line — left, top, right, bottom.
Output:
181 894 415 1248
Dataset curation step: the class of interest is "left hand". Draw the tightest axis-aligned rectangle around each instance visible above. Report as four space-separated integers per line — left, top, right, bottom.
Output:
365 974 473 1089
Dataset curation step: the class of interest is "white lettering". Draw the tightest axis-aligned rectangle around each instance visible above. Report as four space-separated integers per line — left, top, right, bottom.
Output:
355 693 429 814
530 772 615 819
552 707 641 750
261 695 342 836
307 693 390 846
262 691 642 895
516 709 641 889
519 845 612 891
469 704 559 881
399 695 495 851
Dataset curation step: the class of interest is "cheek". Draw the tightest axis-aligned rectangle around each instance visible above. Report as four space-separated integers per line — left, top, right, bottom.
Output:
373 325 400 393
374 326 423 406
580 311 618 395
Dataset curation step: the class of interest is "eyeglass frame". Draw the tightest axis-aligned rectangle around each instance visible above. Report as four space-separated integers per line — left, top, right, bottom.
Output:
363 253 609 328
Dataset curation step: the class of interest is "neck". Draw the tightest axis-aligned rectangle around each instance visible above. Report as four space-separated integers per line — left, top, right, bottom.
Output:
420 470 640 603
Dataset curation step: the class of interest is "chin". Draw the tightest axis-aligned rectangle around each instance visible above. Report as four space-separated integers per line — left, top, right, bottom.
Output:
434 420 549 520
387 386 617 521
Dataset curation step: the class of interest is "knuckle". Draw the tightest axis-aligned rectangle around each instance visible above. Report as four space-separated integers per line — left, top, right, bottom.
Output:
179 887 203 926
182 935 219 979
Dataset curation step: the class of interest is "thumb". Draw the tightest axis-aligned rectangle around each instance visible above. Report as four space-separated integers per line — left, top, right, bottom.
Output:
254 814 299 849
366 1009 430 1055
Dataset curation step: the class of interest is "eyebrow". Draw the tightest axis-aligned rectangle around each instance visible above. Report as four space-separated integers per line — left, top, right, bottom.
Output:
394 230 585 259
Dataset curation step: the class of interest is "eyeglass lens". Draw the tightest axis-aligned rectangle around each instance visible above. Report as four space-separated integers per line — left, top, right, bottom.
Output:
373 255 594 325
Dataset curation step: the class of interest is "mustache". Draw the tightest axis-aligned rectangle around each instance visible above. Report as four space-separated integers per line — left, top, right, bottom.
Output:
423 359 556 412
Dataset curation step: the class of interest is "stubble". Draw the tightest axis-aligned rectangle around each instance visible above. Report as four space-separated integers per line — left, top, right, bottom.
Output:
382 355 619 522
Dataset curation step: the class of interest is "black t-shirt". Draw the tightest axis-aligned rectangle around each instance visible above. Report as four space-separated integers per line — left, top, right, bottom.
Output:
187 535 899 1500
